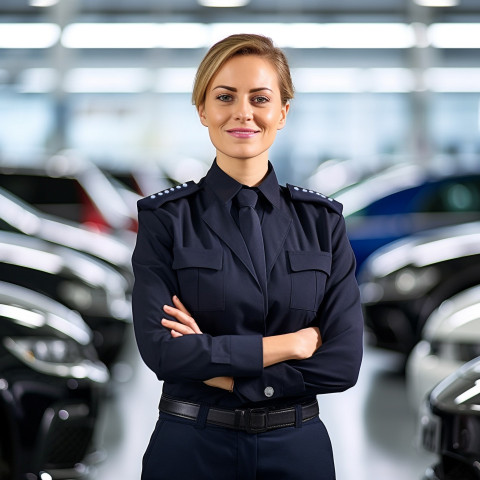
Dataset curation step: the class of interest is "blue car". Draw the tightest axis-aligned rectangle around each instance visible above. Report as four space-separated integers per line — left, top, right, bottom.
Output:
333 164 480 273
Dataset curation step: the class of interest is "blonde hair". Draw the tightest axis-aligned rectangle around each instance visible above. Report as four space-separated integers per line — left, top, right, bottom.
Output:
192 33 294 108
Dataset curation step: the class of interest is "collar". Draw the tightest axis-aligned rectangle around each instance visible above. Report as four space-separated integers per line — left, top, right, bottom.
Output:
203 160 281 208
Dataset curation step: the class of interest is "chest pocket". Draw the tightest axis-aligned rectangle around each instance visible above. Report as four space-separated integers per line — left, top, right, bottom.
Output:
288 251 332 311
172 247 225 312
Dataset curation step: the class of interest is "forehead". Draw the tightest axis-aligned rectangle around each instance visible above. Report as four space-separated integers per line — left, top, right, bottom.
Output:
210 55 279 89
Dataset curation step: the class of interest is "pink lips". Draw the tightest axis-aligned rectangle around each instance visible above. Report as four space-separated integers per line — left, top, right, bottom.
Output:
226 128 259 138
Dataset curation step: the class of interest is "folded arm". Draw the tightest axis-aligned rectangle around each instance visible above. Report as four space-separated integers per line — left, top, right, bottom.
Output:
161 295 322 391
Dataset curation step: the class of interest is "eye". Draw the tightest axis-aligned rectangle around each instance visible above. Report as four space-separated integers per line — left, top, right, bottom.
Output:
252 96 270 104
216 94 232 102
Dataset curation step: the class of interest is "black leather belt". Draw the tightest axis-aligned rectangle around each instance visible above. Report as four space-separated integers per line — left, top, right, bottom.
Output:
159 395 319 434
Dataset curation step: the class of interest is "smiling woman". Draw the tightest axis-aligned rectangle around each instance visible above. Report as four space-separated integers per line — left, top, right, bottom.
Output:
132 33 363 480
198 55 289 181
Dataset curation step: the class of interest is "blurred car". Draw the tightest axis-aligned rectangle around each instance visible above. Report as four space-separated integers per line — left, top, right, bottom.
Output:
105 166 173 198
0 281 109 480
306 158 372 196
334 164 480 272
0 231 131 365
0 186 134 287
359 221 480 354
419 356 480 480
0 157 137 239
407 285 480 410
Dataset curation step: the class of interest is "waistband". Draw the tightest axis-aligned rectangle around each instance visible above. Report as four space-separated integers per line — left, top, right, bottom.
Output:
159 395 319 434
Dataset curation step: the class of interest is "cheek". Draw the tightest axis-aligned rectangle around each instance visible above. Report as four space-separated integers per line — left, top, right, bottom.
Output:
259 110 283 130
208 111 230 129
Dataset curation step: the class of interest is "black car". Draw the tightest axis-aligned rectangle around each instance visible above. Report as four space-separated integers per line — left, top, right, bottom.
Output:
0 186 134 287
358 221 480 354
0 231 131 365
334 164 480 272
420 356 480 480
0 281 109 480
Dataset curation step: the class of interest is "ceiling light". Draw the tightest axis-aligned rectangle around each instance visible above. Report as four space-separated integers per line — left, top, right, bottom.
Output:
198 0 250 6
62 23 208 49
428 23 480 48
156 24 208 48
29 0 59 6
321 23 416 49
424 68 480 92
63 68 151 93
292 68 362 93
62 23 159 48
0 23 60 48
414 0 459 6
155 68 197 93
367 68 416 92
209 23 288 46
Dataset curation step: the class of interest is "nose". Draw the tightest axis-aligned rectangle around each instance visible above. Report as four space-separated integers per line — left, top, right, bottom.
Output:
234 98 253 121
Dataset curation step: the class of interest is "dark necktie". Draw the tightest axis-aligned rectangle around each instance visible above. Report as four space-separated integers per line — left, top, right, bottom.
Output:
236 188 267 289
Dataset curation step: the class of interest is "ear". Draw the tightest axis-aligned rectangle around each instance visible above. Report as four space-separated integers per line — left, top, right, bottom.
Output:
198 104 208 127
277 102 290 131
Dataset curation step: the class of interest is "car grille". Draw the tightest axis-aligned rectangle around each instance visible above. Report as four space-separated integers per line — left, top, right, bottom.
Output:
40 404 96 469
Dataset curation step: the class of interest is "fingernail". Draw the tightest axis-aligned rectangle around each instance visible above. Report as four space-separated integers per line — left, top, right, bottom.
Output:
163 305 170 310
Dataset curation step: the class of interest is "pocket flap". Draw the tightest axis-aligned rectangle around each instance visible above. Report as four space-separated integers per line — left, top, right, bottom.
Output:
172 247 223 270
288 251 332 275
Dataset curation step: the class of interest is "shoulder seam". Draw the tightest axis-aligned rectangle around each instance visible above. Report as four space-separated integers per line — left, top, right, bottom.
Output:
286 183 343 214
137 181 199 211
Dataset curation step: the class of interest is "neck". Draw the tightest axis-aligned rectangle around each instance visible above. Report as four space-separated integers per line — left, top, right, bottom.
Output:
216 155 269 187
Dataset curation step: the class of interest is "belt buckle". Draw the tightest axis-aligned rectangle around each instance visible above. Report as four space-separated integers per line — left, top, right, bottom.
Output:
244 407 269 434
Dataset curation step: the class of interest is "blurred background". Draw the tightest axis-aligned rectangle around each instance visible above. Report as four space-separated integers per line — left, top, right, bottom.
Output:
1 1 480 479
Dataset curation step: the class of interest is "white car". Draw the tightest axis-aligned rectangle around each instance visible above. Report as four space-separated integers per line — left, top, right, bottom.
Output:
406 284 480 411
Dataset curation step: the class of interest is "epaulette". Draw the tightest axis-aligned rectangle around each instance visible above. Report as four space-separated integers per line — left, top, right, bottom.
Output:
137 181 199 211
286 183 343 215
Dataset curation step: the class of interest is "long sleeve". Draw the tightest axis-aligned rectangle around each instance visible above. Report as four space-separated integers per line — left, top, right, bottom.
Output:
233 214 363 403
132 209 264 382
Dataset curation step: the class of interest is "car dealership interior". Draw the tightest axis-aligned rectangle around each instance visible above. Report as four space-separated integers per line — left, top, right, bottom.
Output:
1 1 480 479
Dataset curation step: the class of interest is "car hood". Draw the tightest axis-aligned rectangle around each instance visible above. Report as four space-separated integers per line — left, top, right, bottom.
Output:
0 186 134 269
0 281 91 344
423 285 480 343
360 221 480 278
0 231 128 292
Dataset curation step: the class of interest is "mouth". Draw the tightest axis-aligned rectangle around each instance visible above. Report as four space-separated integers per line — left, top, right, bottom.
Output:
226 128 260 138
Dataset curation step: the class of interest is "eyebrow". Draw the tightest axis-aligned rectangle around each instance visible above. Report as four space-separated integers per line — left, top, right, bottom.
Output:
212 85 273 93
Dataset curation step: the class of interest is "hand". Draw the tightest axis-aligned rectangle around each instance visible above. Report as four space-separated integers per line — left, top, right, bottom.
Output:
161 295 202 337
204 376 234 392
293 327 322 360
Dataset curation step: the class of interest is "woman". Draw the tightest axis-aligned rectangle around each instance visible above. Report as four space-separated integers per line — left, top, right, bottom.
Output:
132 33 363 480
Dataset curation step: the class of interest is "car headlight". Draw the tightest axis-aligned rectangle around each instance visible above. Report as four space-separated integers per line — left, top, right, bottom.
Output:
362 266 440 303
58 281 131 320
430 358 480 415
393 267 440 296
3 337 109 384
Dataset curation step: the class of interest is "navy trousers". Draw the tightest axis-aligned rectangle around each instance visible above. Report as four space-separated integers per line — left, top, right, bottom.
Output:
141 411 336 480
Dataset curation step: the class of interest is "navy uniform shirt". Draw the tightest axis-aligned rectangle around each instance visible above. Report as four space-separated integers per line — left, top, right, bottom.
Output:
132 160 363 408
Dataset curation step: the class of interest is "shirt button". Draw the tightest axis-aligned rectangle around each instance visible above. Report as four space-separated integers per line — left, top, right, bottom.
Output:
264 386 274 397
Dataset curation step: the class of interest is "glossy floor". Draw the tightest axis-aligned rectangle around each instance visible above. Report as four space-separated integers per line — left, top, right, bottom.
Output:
89 331 437 480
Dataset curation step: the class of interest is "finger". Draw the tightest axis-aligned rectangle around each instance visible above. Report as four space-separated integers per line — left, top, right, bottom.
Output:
161 318 196 335
172 295 191 316
163 305 202 334
171 330 183 338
